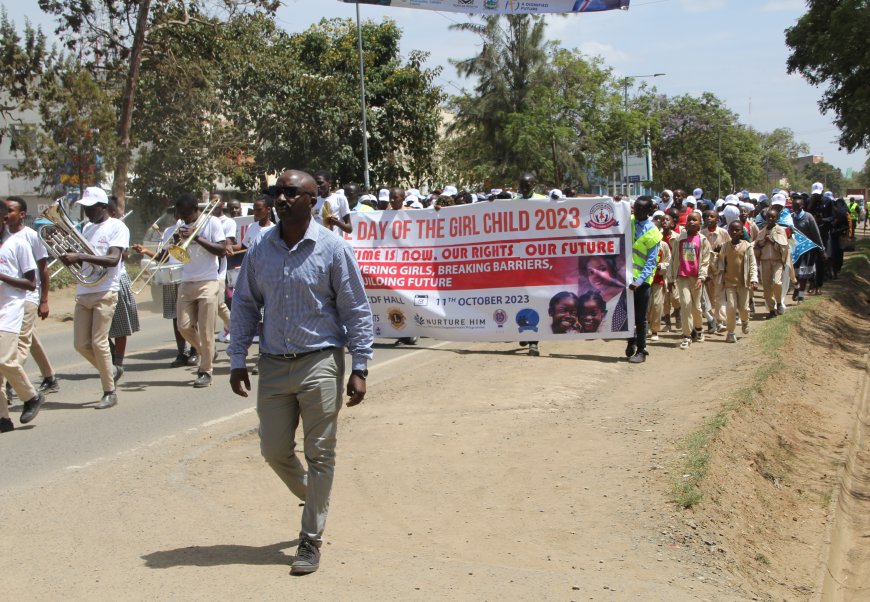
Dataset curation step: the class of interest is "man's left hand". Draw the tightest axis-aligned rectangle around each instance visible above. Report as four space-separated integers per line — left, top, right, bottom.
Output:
346 374 366 407
629 283 638 291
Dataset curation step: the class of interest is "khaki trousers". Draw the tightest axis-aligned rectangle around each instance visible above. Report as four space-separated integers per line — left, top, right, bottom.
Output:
704 273 726 323
178 280 219 375
676 277 704 337
18 302 53 378
0 330 37 415
725 286 750 333
74 291 118 393
760 260 784 311
217 278 231 331
257 349 344 542
648 283 665 334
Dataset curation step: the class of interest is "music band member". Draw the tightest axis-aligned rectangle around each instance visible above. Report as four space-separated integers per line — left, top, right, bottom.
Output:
174 193 226 388
212 197 236 344
60 187 129 409
4 197 59 397
0 201 42 431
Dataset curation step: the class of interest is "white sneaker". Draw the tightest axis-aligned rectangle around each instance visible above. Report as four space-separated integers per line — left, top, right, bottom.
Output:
726 332 737 343
741 322 750 335
217 329 230 343
697 332 705 343
650 334 659 341
680 338 691 350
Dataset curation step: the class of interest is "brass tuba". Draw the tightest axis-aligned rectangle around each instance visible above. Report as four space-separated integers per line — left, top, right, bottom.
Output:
38 199 108 287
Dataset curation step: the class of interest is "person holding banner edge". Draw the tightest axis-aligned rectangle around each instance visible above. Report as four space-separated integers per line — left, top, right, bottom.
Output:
625 196 662 364
516 172 547 356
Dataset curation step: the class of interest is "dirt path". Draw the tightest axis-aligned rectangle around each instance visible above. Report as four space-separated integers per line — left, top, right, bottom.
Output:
2 261 868 600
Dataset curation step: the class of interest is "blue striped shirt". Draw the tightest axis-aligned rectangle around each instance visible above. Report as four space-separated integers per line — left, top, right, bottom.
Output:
228 221 373 371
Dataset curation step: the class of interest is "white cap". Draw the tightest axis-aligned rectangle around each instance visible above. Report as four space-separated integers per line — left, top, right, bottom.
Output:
715 199 725 209
771 193 787 207
378 188 389 202
442 185 458 197
549 189 564 199
685 195 697 207
811 182 824 194
77 187 109 206
724 194 739 205
693 187 703 198
652 210 665 218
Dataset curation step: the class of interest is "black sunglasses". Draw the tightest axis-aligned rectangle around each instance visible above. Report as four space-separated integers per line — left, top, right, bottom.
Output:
263 185 310 200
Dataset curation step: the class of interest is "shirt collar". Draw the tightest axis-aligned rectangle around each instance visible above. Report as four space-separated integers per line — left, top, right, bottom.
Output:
266 219 321 252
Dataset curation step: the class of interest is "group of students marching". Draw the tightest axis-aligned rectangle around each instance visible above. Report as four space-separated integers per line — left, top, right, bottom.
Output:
638 182 852 360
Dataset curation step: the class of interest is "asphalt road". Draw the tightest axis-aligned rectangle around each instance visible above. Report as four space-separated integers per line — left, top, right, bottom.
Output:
0 304 436 493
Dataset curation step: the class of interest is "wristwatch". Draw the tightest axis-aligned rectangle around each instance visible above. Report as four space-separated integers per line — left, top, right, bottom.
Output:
351 369 368 380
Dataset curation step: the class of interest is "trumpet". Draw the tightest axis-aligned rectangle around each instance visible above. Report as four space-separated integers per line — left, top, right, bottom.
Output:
167 200 220 264
39 199 107 287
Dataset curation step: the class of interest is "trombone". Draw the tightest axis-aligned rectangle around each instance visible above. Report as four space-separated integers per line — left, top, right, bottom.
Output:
167 199 220 264
130 221 180 295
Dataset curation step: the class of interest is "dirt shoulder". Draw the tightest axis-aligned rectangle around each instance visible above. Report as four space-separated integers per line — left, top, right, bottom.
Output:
2 251 868 600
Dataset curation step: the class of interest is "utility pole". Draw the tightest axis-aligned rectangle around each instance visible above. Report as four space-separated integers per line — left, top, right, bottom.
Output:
623 73 665 198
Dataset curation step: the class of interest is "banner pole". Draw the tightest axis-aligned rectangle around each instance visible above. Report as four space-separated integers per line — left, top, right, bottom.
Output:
356 2 371 190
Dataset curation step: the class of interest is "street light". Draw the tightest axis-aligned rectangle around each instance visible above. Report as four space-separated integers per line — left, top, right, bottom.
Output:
623 73 665 198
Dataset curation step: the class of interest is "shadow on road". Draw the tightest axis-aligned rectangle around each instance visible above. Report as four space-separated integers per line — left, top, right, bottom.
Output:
141 540 297 568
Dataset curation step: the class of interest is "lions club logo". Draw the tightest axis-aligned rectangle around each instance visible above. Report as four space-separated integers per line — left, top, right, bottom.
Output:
387 307 406 330
586 202 620 230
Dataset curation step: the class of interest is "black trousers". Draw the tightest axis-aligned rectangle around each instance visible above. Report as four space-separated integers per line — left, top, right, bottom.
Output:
628 282 651 352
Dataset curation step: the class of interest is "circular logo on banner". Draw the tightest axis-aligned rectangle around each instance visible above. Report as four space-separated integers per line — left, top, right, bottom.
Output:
484 0 498 8
516 308 539 333
586 202 620 230
493 309 508 326
387 308 406 330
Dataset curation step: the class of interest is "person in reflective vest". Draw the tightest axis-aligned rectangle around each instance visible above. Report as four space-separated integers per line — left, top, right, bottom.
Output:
626 196 662 364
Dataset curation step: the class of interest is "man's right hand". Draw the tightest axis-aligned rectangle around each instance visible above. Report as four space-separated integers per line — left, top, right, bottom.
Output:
229 368 251 397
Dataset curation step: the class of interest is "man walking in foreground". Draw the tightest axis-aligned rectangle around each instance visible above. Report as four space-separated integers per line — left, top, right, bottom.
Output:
228 169 373 575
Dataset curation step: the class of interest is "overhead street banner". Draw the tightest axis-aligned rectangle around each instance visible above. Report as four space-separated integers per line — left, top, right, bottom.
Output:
345 198 634 342
340 0 630 14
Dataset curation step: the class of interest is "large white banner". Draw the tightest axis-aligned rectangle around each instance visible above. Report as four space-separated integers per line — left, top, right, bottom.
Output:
345 198 634 341
340 0 630 14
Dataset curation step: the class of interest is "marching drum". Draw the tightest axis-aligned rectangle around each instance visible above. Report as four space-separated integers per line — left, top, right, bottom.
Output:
153 264 183 286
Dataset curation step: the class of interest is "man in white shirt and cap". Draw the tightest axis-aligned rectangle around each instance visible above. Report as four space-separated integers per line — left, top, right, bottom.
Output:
60 187 129 409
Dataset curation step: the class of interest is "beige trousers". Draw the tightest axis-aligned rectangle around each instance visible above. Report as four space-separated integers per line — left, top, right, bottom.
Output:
676 277 704 337
704 273 726 323
725 286 751 333
0 330 37 415
74 291 118 393
257 349 344 542
18 302 53 378
217 278 231 331
760 260 784 311
648 283 665 334
178 280 219 375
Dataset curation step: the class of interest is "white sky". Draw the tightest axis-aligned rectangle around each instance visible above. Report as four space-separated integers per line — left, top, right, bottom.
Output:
10 0 867 175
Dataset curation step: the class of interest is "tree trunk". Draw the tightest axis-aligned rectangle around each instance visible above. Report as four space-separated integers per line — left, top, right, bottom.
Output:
112 0 151 212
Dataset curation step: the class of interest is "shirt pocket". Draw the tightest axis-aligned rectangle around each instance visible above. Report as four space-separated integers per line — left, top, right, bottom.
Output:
284 262 327 315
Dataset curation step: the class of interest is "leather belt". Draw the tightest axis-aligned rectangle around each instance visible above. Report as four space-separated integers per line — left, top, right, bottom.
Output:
262 347 337 361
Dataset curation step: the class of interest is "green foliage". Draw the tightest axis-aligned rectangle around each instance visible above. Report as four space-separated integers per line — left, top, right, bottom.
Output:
756 127 810 190
11 56 118 193
445 15 626 190
651 93 762 195
794 161 846 196
786 0 870 152
0 8 50 120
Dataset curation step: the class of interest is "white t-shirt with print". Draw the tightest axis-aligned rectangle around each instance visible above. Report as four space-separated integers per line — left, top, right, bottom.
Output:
4 226 48 306
180 215 225 283
313 193 350 232
78 217 129 296
0 235 37 333
242 221 275 249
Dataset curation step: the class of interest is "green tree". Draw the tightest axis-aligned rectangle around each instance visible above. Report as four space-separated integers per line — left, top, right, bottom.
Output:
446 15 550 186
650 93 761 196
755 127 809 190
11 56 118 193
786 0 870 152
797 161 846 196
0 9 50 120
37 0 279 209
